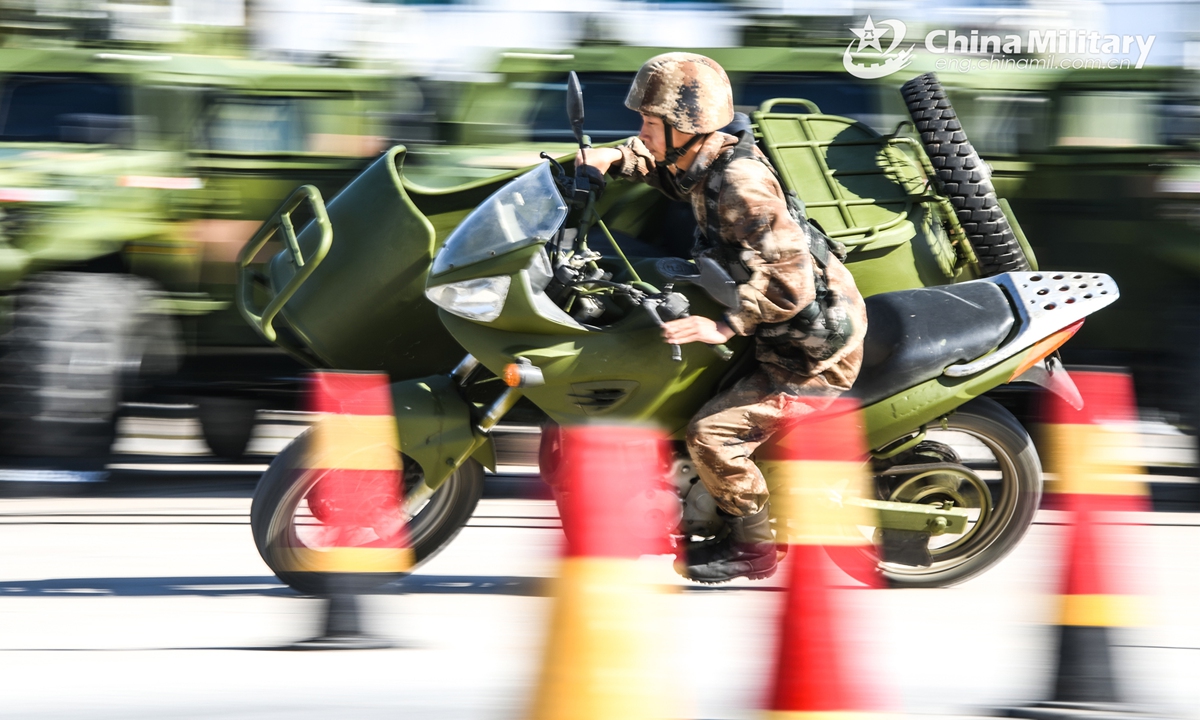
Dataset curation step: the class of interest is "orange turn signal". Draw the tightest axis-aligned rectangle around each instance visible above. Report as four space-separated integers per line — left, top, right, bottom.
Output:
1010 319 1084 380
503 364 522 387
503 358 545 388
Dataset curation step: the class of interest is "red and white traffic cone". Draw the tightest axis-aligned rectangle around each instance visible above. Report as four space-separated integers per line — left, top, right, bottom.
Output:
760 398 889 719
291 371 412 650
1005 370 1152 718
528 424 677 720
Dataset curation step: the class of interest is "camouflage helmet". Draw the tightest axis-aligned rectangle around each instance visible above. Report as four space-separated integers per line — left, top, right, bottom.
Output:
625 52 735 135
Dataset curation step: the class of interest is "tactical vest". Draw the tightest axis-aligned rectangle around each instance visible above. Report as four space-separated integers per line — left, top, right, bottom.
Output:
693 131 855 365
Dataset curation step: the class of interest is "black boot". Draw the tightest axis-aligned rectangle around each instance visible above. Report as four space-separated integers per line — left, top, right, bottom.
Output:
681 506 777 584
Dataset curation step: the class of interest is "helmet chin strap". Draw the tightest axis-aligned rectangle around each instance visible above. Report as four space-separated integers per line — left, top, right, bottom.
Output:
662 121 706 169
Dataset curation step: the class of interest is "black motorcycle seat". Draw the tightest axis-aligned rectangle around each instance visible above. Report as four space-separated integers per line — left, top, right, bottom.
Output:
847 282 1015 407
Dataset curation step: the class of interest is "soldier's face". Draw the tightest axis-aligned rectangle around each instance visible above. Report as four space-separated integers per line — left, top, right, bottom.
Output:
640 114 698 165
638 114 668 161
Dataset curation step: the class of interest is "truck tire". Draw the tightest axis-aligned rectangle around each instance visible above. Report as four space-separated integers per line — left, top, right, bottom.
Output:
197 396 258 460
901 73 1031 276
0 272 181 458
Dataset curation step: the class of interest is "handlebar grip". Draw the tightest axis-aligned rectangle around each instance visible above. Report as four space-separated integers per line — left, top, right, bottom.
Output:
711 344 734 361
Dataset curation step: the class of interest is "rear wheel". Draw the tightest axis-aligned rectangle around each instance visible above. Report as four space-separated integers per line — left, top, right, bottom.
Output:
828 397 1042 588
250 430 485 596
901 73 1031 276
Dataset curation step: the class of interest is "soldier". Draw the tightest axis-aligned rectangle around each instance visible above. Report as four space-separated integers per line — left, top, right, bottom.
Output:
577 52 867 583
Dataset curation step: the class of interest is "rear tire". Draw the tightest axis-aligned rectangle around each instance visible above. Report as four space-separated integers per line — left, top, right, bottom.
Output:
250 430 485 596
828 396 1042 588
901 73 1031 276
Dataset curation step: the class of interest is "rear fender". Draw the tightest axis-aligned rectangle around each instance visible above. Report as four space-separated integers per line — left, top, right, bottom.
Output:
1012 356 1083 410
861 351 1027 451
861 329 1082 450
391 375 493 489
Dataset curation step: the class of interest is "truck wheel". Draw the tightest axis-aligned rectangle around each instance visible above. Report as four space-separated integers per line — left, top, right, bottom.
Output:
0 272 181 458
250 429 485 596
197 396 258 460
901 73 1031 276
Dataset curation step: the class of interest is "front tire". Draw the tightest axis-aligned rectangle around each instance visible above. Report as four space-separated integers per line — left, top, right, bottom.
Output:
829 396 1042 588
250 430 485 596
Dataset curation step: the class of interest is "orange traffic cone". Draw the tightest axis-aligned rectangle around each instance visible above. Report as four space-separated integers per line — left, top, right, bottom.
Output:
1005 370 1151 718
528 424 676 720
1040 369 1149 513
761 398 887 718
292 370 412 650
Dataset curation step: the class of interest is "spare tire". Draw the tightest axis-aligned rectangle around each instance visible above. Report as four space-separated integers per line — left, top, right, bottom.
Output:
901 73 1031 276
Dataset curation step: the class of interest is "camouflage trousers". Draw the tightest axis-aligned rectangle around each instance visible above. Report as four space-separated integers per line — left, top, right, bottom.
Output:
685 363 848 516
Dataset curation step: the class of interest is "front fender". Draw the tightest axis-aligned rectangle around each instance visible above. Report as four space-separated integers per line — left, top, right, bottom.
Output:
391 375 494 488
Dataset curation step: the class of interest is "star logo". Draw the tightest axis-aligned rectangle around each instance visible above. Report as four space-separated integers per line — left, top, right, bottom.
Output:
851 16 885 53
842 17 915 80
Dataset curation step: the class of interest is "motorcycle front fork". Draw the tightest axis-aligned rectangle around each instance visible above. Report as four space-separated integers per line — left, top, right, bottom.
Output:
453 354 525 434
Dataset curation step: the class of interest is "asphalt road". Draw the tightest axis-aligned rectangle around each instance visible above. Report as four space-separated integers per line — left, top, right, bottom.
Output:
1 473 1200 719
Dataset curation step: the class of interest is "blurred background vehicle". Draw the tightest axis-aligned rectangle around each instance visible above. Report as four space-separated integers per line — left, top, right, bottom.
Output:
0 0 1198 497
394 34 1200 495
0 8 410 468
944 65 1200 432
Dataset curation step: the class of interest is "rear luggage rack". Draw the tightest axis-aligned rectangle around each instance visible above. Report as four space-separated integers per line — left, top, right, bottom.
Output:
752 99 971 280
943 271 1119 377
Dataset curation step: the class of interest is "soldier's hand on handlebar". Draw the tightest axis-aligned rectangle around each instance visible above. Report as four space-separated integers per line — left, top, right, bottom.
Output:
661 316 735 346
574 147 623 176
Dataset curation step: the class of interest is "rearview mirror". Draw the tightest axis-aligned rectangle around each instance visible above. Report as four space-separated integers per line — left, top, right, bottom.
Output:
696 257 739 309
566 71 586 147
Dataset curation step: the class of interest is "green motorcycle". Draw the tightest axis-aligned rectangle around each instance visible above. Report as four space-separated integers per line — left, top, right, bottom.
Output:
243 74 1117 592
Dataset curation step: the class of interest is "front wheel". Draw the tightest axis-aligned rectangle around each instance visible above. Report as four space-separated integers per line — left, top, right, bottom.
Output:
250 430 485 596
828 396 1042 588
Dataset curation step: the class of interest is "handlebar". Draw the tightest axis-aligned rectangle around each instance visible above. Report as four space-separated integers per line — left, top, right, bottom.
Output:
635 293 732 363
549 159 730 363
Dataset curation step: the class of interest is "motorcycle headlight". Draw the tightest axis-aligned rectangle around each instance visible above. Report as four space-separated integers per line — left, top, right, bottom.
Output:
425 276 511 322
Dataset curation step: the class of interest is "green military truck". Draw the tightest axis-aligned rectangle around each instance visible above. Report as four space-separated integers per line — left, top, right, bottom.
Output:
426 47 1200 496
0 44 399 465
936 66 1200 428
408 45 1033 274
404 45 920 186
424 49 1200 424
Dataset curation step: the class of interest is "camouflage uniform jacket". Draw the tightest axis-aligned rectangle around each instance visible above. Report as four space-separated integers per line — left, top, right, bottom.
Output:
611 132 867 389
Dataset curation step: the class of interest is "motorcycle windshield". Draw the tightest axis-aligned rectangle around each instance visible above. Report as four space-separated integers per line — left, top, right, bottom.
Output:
431 161 568 276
